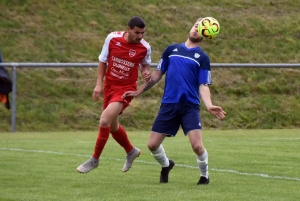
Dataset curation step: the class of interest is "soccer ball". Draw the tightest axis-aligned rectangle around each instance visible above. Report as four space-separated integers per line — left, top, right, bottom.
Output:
198 17 220 39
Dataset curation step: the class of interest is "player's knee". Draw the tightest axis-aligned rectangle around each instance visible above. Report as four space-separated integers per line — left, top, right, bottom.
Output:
99 118 110 127
147 142 159 152
192 143 204 154
147 143 155 151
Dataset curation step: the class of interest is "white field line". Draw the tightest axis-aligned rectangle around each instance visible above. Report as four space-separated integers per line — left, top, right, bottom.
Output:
205 138 300 141
1 137 300 144
1 147 299 182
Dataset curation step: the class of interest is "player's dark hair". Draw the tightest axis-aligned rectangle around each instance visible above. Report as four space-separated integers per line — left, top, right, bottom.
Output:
128 16 146 29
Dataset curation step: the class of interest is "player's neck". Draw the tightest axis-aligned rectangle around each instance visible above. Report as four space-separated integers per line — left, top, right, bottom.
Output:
124 32 135 43
124 32 129 42
185 40 200 49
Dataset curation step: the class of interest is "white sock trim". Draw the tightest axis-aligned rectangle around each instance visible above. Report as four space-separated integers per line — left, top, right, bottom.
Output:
196 149 208 178
151 144 169 167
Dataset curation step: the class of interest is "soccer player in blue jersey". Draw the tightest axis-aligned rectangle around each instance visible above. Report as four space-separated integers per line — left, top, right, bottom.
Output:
122 18 226 185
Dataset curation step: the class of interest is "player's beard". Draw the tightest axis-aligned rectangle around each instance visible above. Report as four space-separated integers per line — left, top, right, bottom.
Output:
128 32 141 43
189 35 203 43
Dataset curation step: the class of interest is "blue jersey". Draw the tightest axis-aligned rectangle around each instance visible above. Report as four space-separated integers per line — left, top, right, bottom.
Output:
157 43 212 105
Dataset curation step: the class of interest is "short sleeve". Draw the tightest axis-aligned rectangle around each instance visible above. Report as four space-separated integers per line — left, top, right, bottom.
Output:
198 54 212 85
98 33 114 63
156 46 172 74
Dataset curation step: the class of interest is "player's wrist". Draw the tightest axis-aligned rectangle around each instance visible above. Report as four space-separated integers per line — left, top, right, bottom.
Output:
96 80 103 86
205 104 213 110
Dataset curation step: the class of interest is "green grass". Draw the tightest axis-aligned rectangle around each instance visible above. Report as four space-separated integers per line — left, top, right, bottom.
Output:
1 129 300 201
0 0 300 131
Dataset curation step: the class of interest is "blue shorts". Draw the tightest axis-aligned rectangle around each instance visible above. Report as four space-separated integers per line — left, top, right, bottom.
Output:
152 103 202 136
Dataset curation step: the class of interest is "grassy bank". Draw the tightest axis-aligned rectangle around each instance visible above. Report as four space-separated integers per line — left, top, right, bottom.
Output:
0 0 299 131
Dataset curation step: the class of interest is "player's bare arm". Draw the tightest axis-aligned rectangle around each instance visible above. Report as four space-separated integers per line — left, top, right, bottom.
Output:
140 64 151 82
142 69 164 91
93 61 107 102
122 70 163 98
199 84 226 119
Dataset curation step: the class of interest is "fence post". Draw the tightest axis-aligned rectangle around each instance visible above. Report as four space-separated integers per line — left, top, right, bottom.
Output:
11 65 17 132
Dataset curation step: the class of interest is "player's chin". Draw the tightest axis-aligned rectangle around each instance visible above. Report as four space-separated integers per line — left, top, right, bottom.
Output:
189 36 203 43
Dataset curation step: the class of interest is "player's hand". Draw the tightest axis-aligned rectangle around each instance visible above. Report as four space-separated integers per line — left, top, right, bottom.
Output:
207 105 226 120
93 85 103 102
142 71 151 83
121 90 139 99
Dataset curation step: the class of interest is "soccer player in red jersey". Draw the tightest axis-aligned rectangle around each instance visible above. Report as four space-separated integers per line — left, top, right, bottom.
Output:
77 16 151 173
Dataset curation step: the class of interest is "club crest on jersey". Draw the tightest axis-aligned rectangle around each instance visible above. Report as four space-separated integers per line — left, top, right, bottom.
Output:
194 53 200 58
129 49 136 57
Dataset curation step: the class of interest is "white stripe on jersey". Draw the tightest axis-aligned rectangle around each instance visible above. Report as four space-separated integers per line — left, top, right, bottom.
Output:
139 39 151 65
98 32 124 63
207 70 212 84
169 55 200 66
98 32 151 65
156 58 163 70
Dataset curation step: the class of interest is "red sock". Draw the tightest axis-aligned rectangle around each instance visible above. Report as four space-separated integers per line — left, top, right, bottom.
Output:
111 125 133 153
92 126 110 159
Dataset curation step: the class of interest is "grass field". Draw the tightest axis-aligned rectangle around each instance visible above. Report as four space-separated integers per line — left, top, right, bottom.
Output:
1 129 299 201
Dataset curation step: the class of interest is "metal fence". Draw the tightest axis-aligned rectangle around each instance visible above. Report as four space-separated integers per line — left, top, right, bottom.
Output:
1 62 300 132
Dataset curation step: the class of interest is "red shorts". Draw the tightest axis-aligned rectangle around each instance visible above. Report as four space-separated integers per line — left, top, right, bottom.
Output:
103 81 137 114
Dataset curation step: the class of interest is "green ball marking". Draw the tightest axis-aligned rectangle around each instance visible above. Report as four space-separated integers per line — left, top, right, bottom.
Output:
198 17 220 39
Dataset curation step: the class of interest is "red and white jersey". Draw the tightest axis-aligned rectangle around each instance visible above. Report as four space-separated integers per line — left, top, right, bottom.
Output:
98 31 151 85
